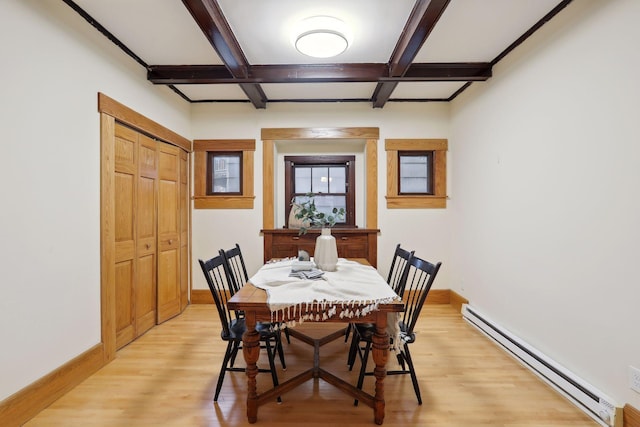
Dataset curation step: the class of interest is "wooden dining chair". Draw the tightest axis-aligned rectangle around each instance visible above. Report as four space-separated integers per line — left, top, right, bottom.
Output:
219 243 249 295
386 244 415 297
346 244 414 367
220 243 291 345
199 255 284 403
352 254 441 405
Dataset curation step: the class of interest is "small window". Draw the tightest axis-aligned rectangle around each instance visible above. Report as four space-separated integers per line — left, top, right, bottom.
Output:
399 151 433 195
285 155 355 227
208 152 242 194
193 139 255 209
386 139 447 208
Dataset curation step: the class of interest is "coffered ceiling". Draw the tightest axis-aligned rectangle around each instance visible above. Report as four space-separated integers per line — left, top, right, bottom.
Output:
66 0 572 108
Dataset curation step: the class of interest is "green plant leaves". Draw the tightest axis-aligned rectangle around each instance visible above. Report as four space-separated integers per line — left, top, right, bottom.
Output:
291 192 345 235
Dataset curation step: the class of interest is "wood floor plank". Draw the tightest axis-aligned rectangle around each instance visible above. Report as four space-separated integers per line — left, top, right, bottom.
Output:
25 305 598 427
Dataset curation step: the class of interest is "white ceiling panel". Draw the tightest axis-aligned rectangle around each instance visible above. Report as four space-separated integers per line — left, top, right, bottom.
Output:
175 84 248 101
262 82 378 100
391 82 468 100
74 0 223 65
416 0 563 62
217 0 416 64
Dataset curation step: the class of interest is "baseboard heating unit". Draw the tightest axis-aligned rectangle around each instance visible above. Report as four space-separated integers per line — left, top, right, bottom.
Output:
461 304 621 427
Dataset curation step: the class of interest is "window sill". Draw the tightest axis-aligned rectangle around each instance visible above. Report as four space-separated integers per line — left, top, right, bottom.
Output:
194 196 255 209
385 195 447 209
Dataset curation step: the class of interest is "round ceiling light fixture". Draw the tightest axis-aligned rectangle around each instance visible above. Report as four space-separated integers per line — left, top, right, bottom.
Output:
293 16 351 58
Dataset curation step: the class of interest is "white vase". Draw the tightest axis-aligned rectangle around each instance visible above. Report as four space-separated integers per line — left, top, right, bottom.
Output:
314 228 338 271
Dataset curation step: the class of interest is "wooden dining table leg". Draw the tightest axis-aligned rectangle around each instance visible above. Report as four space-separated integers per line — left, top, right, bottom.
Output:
371 311 390 425
242 311 261 423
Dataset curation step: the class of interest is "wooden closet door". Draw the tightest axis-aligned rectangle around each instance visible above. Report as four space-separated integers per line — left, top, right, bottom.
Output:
157 142 181 323
114 124 137 349
135 134 158 336
179 150 189 310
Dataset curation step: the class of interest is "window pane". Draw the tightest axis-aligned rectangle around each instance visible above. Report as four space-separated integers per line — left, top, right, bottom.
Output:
292 195 346 224
211 154 241 193
292 194 310 206
328 166 346 193
295 167 312 193
311 167 330 193
400 155 429 194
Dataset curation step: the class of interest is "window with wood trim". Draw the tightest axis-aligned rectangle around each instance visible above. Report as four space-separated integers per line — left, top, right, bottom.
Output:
194 139 255 209
284 155 355 227
386 139 447 208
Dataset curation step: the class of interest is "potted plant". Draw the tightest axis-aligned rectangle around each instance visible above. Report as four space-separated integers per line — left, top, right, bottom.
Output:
290 193 345 271
290 193 345 235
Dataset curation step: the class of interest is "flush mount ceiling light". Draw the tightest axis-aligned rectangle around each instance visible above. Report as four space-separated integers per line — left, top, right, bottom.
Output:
293 16 351 58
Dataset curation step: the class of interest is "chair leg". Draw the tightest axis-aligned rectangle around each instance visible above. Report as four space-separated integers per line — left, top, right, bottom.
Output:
229 340 241 367
403 344 422 405
264 337 282 403
396 351 406 371
344 323 352 342
347 329 360 370
283 326 291 344
354 341 371 406
275 331 287 370
214 341 234 402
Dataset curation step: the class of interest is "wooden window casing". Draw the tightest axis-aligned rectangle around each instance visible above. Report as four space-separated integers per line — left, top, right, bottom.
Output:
386 139 447 208
284 155 356 227
194 139 255 209
261 127 380 230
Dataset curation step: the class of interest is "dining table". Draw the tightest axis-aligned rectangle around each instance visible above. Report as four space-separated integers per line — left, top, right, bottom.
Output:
227 258 404 425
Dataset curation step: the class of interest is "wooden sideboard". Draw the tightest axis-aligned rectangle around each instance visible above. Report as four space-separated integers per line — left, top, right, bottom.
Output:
261 228 379 267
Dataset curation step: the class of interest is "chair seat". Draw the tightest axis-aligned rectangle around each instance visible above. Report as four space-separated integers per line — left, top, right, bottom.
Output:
223 318 280 341
354 321 415 344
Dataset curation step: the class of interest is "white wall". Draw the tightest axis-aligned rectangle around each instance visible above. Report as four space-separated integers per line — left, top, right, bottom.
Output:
0 0 190 401
450 0 640 409
190 102 451 292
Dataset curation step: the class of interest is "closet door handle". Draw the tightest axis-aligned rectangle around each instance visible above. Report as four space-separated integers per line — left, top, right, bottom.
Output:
292 236 300 240
145 243 151 249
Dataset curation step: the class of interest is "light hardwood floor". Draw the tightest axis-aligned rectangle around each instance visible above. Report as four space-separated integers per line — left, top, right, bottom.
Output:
26 304 597 427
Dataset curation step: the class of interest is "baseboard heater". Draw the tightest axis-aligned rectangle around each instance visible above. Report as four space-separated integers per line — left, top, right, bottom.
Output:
461 304 621 427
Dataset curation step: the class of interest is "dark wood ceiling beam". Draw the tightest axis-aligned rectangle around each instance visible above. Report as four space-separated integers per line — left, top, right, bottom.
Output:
388 0 451 76
148 64 387 84
373 0 451 108
147 63 490 84
401 63 491 81
181 0 265 108
250 64 389 82
371 82 399 106
181 0 247 77
239 83 266 109
148 65 234 83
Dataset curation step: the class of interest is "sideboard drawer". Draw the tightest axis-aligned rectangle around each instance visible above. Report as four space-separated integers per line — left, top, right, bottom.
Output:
262 228 379 267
